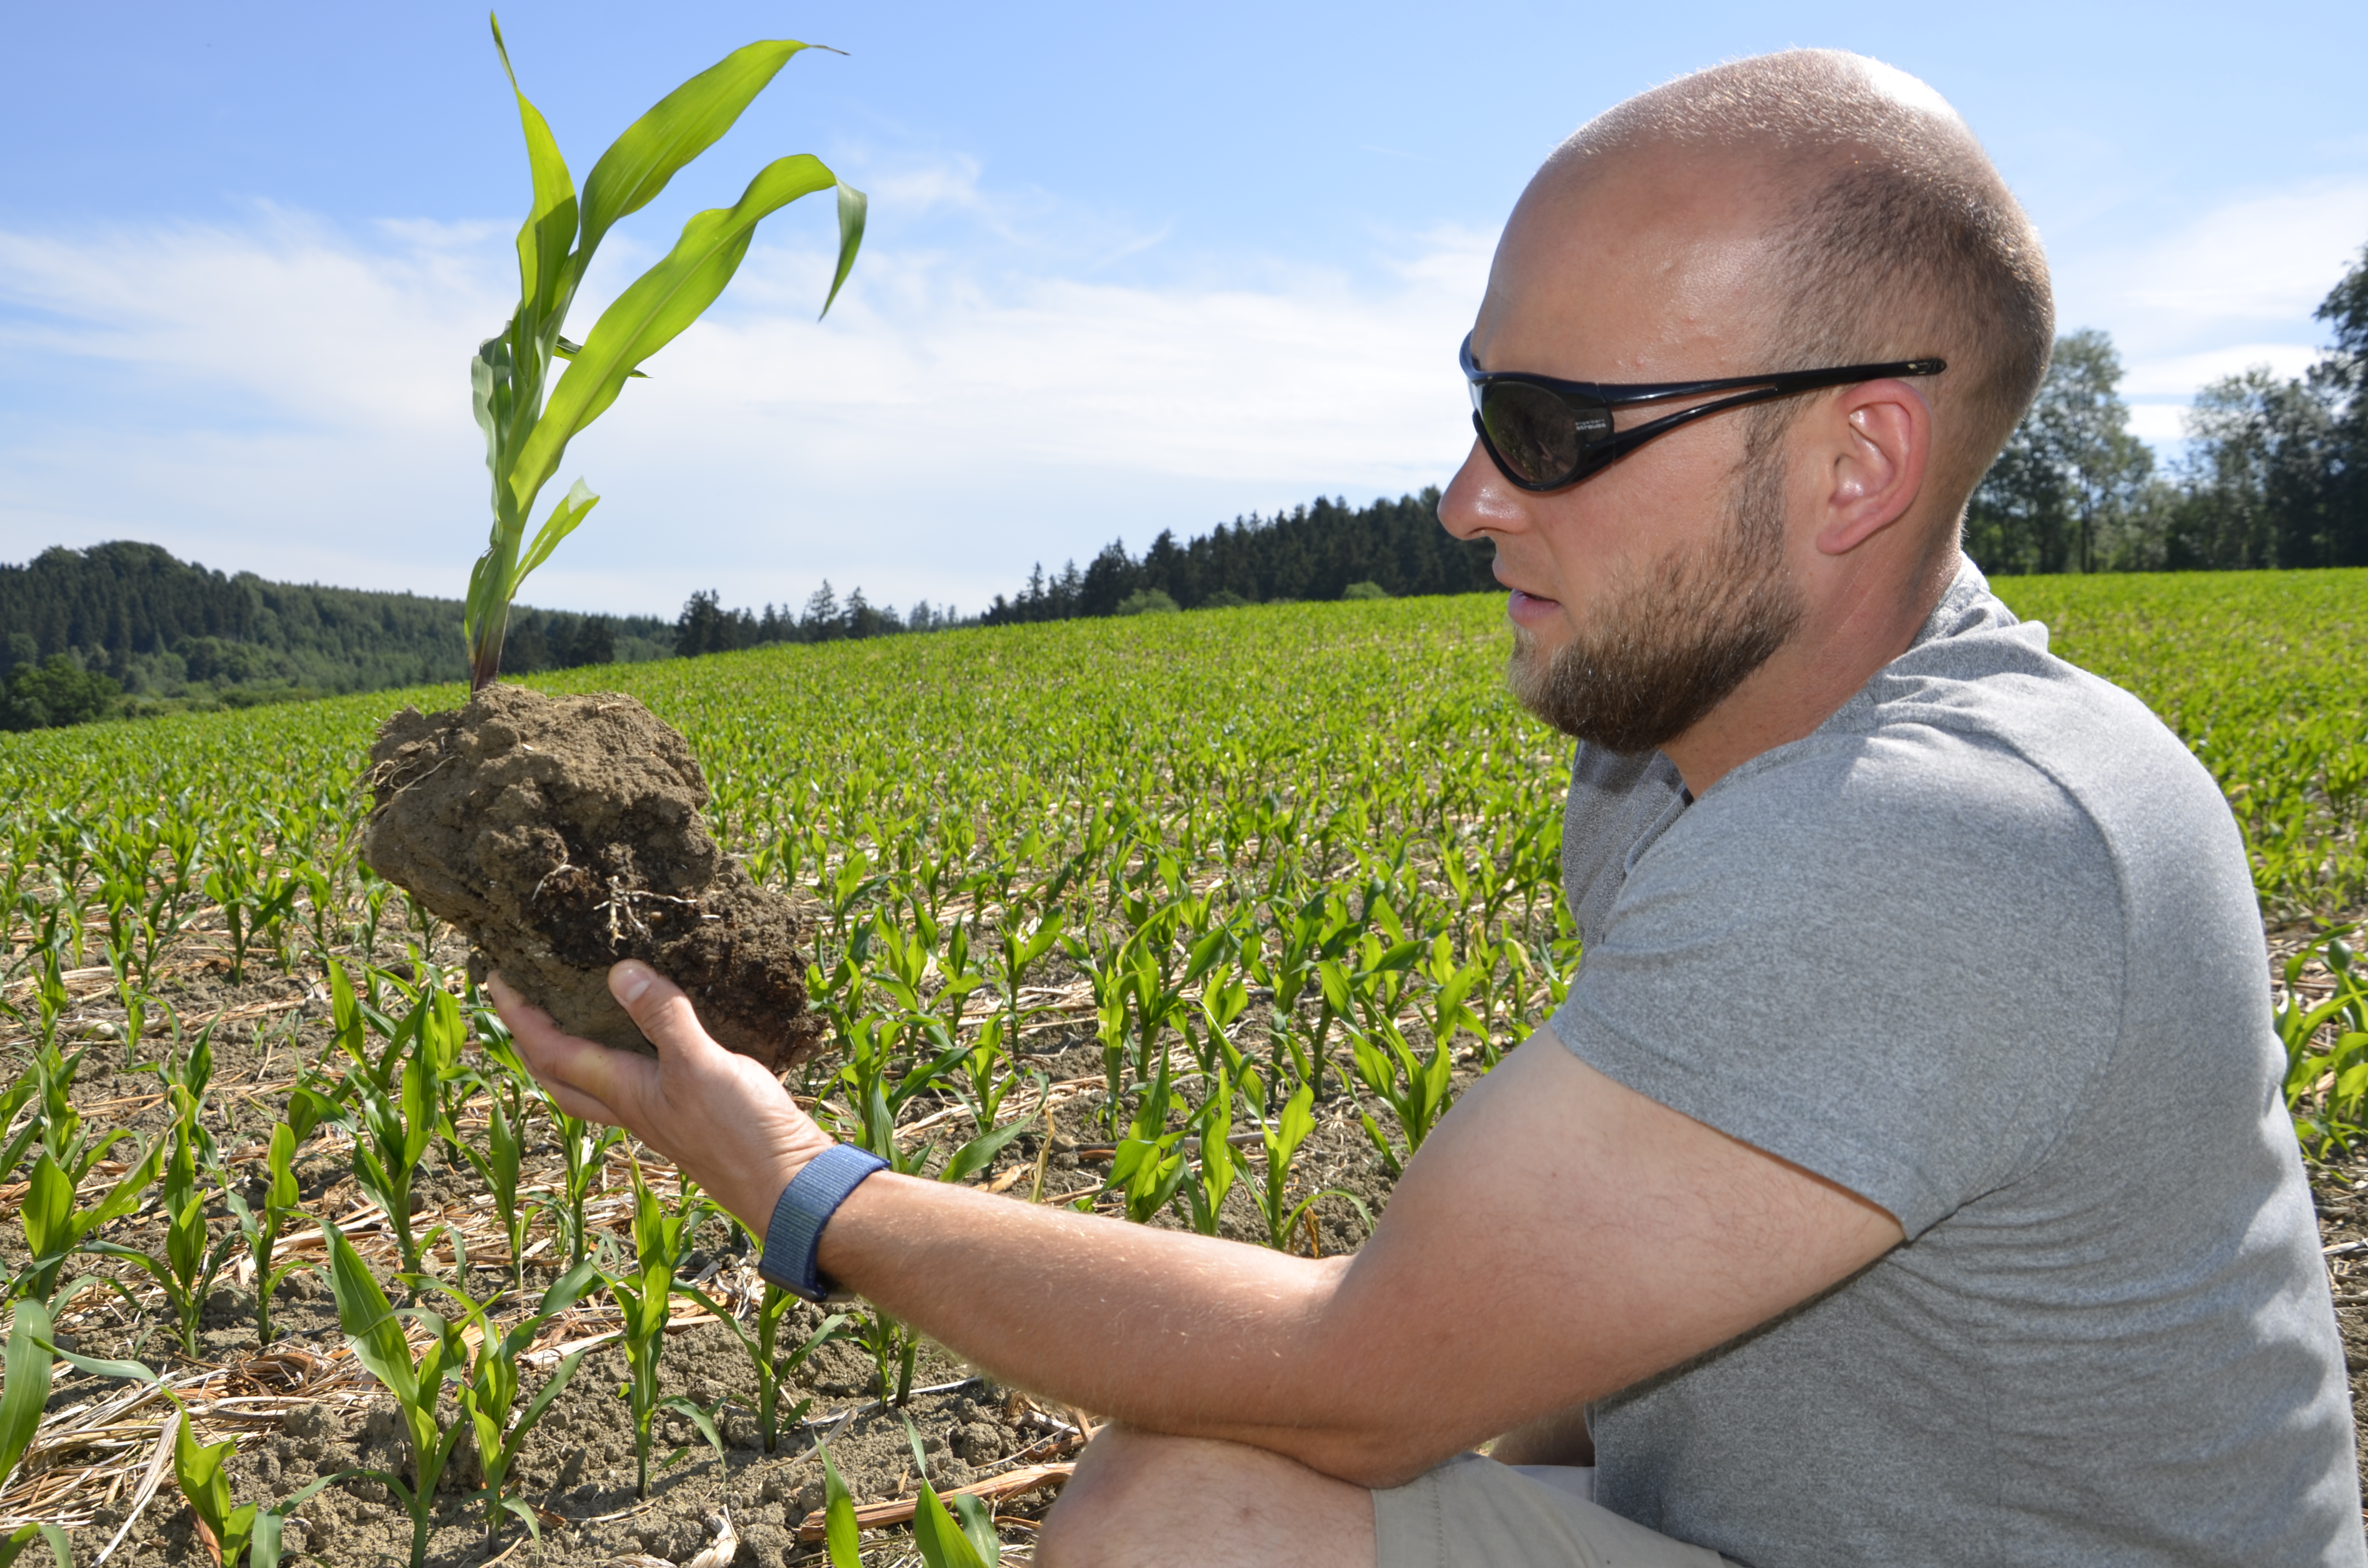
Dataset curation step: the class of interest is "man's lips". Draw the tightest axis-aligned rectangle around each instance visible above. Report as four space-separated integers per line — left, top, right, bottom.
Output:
1507 586 1562 624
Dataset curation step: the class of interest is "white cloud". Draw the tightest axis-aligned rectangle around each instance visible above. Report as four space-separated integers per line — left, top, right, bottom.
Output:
2053 176 2368 449
0 195 1491 614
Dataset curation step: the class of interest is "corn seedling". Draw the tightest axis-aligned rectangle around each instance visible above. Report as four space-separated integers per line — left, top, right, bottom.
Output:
435 1259 600 1545
320 1218 471 1568
2280 934 2368 1150
1243 1082 1368 1254
46 1348 350 1568
342 980 466 1280
223 1080 336 1348
604 1152 722 1498
87 1073 241 1356
461 17 863 687
680 1276 845 1455
548 1105 622 1271
456 1035 535 1290
1347 1015 1455 1178
14 1140 163 1307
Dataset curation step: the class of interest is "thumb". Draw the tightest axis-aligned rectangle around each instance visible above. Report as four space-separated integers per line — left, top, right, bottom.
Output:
609 961 717 1061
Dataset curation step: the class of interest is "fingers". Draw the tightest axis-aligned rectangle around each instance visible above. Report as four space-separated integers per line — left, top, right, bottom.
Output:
607 961 727 1072
488 971 650 1127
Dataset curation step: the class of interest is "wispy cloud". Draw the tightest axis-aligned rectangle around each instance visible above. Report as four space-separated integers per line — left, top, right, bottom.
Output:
2052 176 2368 450
0 181 1490 614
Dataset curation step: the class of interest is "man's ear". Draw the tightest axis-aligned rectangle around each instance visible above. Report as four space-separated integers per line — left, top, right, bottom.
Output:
1814 379 1932 557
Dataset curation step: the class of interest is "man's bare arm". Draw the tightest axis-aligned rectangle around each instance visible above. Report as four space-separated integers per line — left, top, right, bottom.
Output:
497 962 1901 1487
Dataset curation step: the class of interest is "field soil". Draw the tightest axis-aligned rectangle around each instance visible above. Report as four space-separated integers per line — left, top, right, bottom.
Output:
360 686 822 1071
8 926 2363 1565
3 939 1388 1567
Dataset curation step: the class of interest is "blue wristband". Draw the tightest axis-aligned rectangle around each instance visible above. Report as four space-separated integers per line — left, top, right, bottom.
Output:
757 1144 888 1302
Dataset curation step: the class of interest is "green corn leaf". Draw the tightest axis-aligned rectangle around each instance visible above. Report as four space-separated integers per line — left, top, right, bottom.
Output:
823 183 866 318
951 1492 1002 1566
248 1510 286 1568
266 1123 299 1209
0 1299 54 1488
912 1483 991 1568
507 152 841 515
0 1524 71 1568
659 1394 725 1460
488 13 580 331
400 1056 436 1169
577 39 824 255
514 478 600 590
321 1220 418 1406
46 1343 162 1384
20 1154 70 1262
938 1112 1036 1186
499 1347 585 1468
819 1446 861 1568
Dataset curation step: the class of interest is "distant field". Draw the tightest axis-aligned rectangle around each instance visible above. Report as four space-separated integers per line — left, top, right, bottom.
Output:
1993 570 2368 921
3 576 2364 1560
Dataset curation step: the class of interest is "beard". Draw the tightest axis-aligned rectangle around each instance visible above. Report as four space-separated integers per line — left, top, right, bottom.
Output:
1507 440 1804 755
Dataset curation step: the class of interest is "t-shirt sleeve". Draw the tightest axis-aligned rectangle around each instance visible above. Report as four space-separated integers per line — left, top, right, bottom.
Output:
1547 725 2123 1238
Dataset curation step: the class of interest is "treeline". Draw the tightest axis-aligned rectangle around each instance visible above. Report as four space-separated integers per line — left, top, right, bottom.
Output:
982 489 1483 625
671 582 967 657
1968 243 2366 575
0 541 670 724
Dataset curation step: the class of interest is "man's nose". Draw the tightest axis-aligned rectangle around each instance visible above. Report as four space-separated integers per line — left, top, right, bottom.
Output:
1437 440 1528 542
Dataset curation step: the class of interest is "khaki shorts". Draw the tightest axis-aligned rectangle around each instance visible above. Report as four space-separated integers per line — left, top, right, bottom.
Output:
1373 1454 1733 1568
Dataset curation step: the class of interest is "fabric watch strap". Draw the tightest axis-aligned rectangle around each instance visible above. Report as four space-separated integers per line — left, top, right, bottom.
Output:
757 1143 888 1302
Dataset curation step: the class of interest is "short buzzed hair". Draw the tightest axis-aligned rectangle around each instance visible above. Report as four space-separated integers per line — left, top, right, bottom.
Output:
1555 50 2053 514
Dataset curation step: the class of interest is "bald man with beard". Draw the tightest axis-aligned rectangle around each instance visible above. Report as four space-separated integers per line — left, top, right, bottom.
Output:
493 49 2368 1568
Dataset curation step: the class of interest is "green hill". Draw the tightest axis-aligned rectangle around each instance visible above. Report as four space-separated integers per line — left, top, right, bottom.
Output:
0 541 671 722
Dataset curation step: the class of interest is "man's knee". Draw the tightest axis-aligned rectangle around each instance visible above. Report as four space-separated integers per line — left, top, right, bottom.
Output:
1037 1425 1374 1568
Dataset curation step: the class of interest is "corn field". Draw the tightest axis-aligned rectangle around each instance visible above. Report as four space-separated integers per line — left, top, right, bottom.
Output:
1 577 2365 1567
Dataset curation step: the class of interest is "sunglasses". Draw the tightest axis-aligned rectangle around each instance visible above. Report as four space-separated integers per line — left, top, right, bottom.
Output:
1461 333 1946 492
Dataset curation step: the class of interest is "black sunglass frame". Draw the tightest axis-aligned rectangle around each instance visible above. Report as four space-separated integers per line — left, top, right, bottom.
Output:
1460 333 1946 493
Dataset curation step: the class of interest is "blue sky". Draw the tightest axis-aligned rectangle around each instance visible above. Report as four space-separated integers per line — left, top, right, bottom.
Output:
3 0 2363 617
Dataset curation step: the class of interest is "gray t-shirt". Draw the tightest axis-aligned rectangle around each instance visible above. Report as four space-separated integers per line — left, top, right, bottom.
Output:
1551 561 2365 1568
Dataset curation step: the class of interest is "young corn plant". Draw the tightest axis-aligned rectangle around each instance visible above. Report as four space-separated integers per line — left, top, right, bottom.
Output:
223 1080 337 1348
320 1219 472 1568
1347 1016 1454 1178
12 1143 162 1307
88 1080 241 1356
604 1153 724 1499
456 1040 535 1290
548 1105 622 1271
344 980 468 1281
678 1275 845 1455
160 1394 335 1568
436 1259 600 1546
32 1348 346 1568
462 17 864 688
1243 1083 1368 1255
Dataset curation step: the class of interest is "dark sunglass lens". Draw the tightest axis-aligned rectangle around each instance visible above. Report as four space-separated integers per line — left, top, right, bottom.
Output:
1479 382 1589 486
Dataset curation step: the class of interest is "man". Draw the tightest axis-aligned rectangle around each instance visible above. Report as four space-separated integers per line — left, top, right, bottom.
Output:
495 49 2367 1568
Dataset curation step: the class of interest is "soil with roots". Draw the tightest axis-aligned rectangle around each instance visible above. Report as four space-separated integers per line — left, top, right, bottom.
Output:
360 686 822 1072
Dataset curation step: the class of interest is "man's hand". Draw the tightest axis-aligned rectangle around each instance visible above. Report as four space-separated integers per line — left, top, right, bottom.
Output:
489 962 835 1233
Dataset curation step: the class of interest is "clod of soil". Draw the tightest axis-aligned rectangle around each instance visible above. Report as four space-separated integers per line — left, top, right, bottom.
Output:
360 684 823 1070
